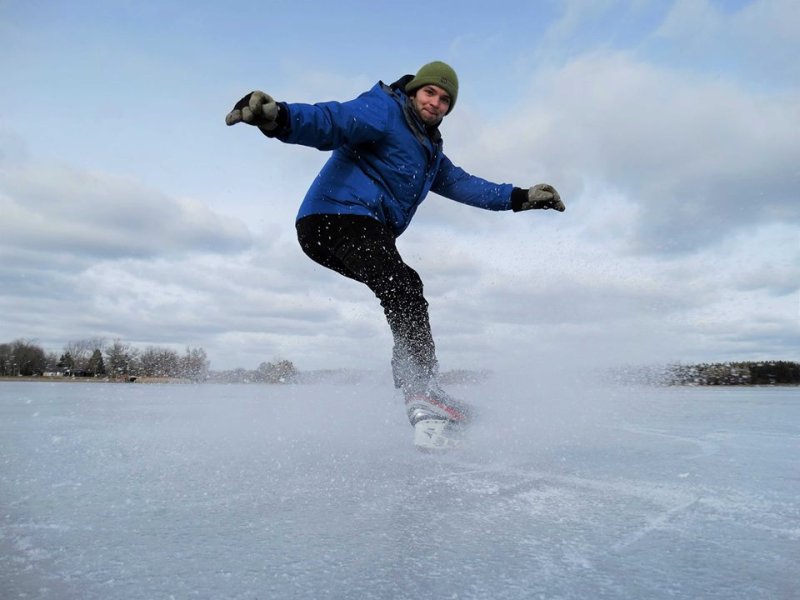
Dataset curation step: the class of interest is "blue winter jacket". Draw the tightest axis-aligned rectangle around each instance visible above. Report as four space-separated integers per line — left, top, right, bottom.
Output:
269 77 514 237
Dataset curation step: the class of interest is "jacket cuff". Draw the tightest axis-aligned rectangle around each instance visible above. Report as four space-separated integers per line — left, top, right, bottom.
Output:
259 102 290 138
510 187 528 212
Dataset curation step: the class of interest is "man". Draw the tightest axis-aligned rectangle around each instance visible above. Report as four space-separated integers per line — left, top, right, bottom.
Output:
226 61 564 449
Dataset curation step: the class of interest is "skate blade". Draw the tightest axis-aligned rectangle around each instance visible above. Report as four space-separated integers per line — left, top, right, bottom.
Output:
414 419 463 452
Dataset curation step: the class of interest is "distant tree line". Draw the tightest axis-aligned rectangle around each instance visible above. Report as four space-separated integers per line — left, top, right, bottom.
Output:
0 338 210 382
7 337 793 388
663 361 800 386
611 361 800 386
208 360 299 384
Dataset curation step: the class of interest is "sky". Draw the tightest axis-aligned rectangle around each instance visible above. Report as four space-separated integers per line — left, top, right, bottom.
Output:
1 0 798 373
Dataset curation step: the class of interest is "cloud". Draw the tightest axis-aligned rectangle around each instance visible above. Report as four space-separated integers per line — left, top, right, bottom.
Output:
400 187 799 370
463 50 799 255
0 160 252 263
0 146 259 363
654 0 800 84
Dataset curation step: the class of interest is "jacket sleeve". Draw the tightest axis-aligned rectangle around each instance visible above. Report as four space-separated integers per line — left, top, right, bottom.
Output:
272 91 390 151
431 155 514 211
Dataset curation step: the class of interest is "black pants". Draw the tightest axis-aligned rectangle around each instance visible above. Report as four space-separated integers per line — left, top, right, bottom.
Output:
296 214 437 393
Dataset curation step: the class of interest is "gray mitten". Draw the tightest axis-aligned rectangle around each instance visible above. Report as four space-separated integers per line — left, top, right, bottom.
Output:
225 91 280 130
520 184 565 212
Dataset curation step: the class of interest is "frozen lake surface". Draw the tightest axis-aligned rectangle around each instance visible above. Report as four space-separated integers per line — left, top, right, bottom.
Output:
1 378 798 599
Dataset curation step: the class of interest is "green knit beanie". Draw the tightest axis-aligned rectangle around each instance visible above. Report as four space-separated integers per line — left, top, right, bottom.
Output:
406 61 459 114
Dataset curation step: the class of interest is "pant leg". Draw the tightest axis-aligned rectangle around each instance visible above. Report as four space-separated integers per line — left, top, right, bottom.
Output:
296 214 438 393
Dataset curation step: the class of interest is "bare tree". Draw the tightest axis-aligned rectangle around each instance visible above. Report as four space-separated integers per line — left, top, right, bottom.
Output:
0 343 11 376
63 338 106 371
140 346 181 378
255 359 298 383
3 339 47 376
181 347 209 382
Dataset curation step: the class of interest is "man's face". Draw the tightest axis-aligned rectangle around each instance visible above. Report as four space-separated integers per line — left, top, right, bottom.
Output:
411 84 451 126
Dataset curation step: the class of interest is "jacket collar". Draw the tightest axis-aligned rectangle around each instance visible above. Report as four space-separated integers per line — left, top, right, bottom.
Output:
383 76 443 147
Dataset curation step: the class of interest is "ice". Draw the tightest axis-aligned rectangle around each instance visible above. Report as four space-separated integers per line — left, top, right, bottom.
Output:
1 379 798 599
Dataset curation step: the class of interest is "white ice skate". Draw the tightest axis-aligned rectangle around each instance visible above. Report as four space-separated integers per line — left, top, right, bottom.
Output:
405 387 472 452
413 418 464 452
